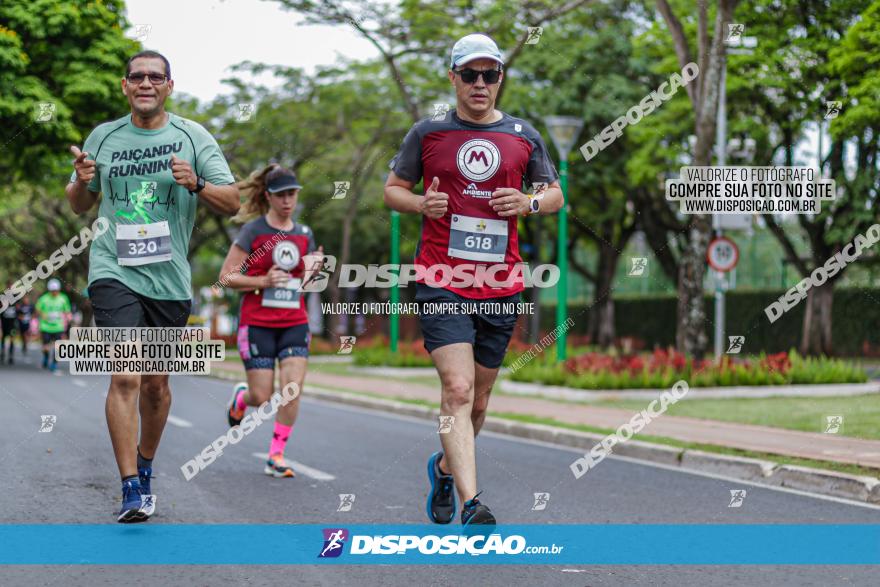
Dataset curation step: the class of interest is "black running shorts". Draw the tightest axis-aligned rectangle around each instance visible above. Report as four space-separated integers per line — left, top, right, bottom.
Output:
236 323 310 370
415 283 520 369
88 278 191 328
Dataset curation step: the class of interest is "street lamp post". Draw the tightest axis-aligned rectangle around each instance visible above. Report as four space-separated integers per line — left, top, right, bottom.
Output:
544 116 584 362
713 35 757 360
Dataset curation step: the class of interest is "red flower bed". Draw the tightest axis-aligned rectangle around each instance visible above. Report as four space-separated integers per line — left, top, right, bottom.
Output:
563 348 793 377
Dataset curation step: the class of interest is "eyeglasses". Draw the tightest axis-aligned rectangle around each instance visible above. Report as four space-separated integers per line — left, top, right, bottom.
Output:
454 68 501 84
126 73 168 85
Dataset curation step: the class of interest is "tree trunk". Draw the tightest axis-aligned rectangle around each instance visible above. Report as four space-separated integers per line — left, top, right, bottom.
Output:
675 215 711 357
589 242 619 348
800 281 834 356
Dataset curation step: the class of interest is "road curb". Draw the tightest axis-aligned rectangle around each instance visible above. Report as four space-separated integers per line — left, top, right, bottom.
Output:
500 379 880 400
205 369 880 505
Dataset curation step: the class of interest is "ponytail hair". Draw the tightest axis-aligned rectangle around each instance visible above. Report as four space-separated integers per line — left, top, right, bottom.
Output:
233 164 295 223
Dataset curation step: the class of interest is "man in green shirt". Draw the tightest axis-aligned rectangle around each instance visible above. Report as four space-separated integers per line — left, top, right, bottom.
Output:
35 279 71 372
65 50 239 523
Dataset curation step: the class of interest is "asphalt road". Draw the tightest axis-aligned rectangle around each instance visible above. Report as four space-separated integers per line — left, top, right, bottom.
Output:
2 354 880 586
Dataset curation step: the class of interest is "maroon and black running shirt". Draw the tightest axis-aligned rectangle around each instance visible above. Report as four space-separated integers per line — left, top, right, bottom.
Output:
233 216 316 328
390 111 558 299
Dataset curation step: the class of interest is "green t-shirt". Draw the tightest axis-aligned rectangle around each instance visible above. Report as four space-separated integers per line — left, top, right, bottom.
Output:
72 113 234 301
36 293 71 333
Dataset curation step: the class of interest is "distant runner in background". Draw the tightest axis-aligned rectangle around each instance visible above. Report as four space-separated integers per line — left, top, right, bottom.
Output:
35 279 71 372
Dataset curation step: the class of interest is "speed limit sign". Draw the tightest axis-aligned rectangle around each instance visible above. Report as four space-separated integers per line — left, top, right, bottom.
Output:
707 236 739 272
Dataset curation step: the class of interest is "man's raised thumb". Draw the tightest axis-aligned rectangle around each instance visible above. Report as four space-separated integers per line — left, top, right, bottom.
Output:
429 176 439 192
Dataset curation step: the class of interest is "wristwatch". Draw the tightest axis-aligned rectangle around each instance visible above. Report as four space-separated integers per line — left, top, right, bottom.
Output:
528 194 542 215
192 176 206 194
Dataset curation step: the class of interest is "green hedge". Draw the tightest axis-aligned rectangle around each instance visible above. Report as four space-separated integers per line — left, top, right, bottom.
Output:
540 288 880 356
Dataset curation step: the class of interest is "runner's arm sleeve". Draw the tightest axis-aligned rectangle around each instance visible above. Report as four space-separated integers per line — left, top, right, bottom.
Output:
232 222 256 255
524 128 560 186
388 125 423 183
193 130 235 186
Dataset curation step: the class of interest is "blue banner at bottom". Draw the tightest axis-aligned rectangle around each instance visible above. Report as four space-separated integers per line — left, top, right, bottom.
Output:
1 524 878 565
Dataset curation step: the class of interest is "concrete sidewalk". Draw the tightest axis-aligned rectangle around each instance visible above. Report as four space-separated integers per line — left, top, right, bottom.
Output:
212 359 880 470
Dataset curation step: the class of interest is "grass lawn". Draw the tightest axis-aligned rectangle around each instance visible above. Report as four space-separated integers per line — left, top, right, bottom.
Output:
592 394 880 440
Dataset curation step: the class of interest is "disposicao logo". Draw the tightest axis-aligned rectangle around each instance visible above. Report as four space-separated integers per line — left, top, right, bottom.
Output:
318 528 348 558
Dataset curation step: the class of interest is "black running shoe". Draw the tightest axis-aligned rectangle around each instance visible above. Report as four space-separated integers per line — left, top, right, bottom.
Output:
461 491 496 527
426 451 456 524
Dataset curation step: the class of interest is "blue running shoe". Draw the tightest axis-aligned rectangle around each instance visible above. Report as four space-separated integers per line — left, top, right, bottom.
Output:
117 478 148 523
426 451 456 524
461 491 495 527
138 466 155 517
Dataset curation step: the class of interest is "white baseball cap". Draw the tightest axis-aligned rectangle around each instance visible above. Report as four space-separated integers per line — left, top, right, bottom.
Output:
48 278 61 291
450 34 504 69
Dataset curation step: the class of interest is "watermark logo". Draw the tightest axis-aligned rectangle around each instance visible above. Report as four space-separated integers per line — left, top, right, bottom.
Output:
726 336 744 354
438 416 455 434
727 23 745 41
531 492 549 511
0 217 110 314
237 104 256 122
581 62 699 162
824 101 842 120
431 103 450 122
525 27 543 45
35 102 56 123
301 254 336 293
337 336 356 354
212 232 286 294
508 317 574 374
328 261 559 290
319 528 349 558
823 415 843 434
628 257 647 276
337 494 356 512
531 182 548 197
766 225 880 323
39 415 57 432
131 24 152 42
728 489 747 508
570 381 690 478
332 181 350 200
181 383 300 480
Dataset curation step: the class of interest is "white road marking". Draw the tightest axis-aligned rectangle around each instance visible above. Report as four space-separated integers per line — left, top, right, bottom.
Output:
72 379 88 388
252 453 335 481
166 415 193 428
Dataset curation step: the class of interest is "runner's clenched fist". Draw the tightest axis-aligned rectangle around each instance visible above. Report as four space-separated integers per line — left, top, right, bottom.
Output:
171 154 197 191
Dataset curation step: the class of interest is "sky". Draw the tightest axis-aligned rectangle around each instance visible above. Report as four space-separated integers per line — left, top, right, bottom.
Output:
125 0 379 103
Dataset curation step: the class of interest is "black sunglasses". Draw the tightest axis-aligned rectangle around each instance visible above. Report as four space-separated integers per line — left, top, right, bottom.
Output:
126 72 168 85
455 68 502 84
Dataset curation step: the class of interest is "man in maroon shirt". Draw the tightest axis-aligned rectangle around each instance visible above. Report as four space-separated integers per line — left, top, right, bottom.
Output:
384 33 563 526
